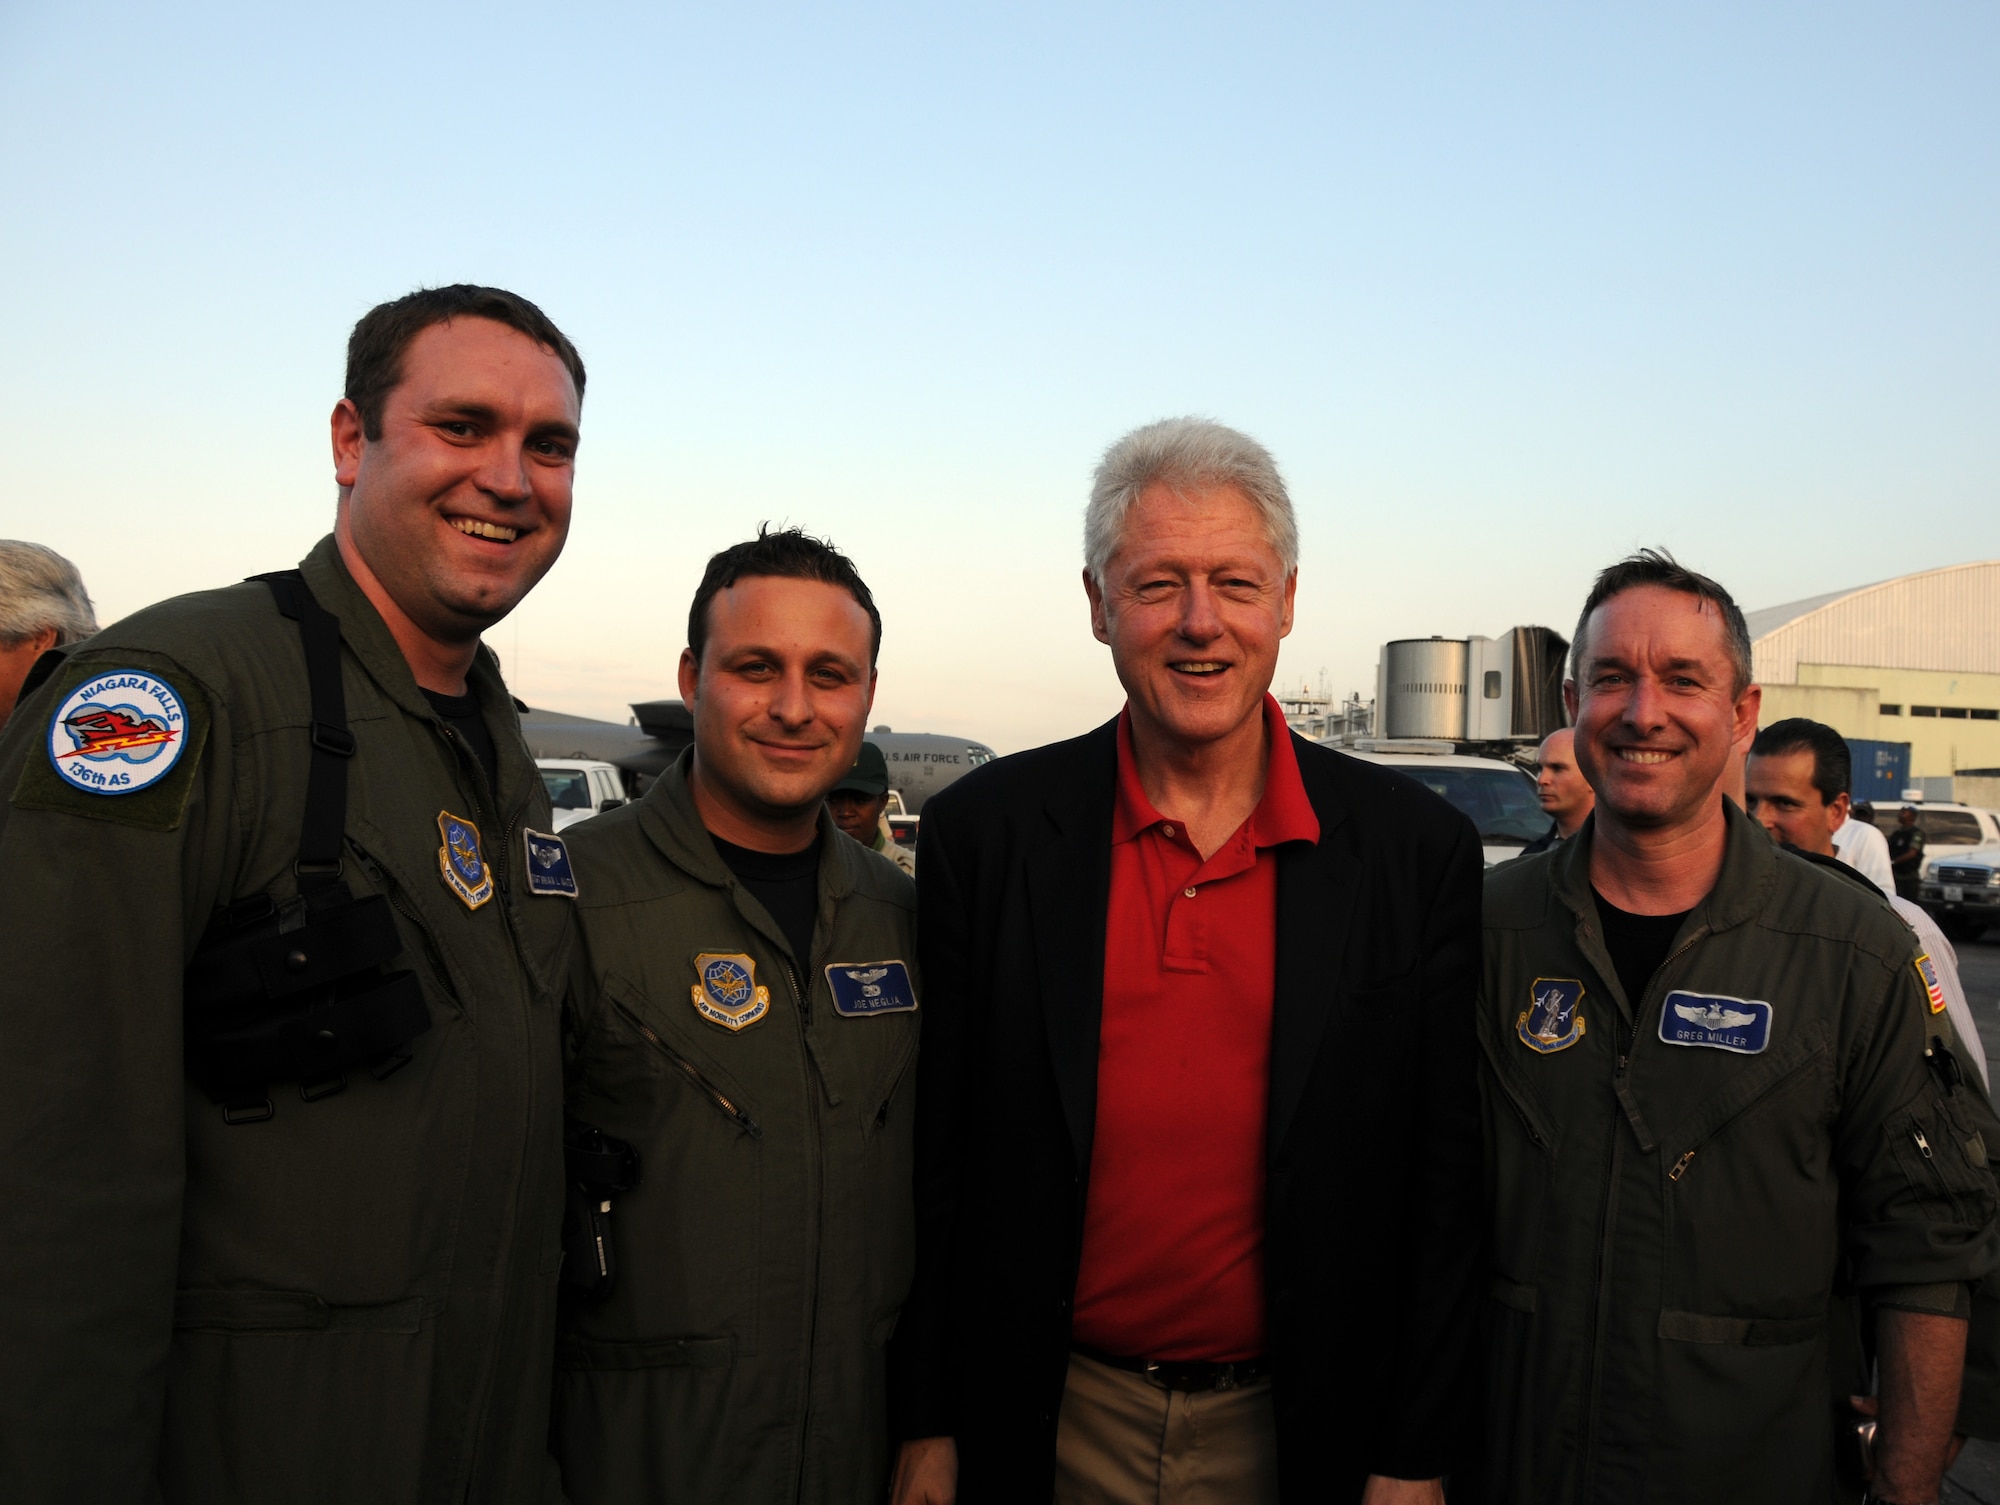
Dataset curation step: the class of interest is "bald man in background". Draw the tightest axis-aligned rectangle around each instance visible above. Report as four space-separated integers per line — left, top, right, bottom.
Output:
1522 728 1592 857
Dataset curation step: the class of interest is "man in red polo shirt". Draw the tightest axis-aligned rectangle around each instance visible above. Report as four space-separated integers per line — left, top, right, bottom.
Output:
890 417 1484 1505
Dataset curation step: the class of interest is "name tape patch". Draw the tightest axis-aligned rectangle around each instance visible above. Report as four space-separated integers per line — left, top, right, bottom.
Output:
1659 990 1772 1055
825 960 919 1017
523 829 578 898
46 671 189 795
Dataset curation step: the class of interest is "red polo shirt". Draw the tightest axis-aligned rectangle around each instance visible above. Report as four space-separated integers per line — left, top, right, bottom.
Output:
1070 695 1320 1362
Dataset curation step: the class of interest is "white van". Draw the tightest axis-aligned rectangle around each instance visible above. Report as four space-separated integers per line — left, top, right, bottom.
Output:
536 759 629 831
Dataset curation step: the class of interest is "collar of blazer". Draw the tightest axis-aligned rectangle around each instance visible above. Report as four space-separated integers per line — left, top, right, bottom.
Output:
1024 715 1358 1173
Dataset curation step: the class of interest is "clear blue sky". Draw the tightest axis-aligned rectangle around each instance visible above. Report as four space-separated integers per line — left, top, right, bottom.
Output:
2 2 1993 749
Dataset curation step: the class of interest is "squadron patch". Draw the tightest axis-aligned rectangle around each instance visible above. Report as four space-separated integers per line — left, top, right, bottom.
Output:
691 952 770 1031
825 960 919 1017
1518 977 1586 1054
523 829 578 899
1659 990 1771 1055
436 812 494 910
46 671 189 796
1915 953 1948 1014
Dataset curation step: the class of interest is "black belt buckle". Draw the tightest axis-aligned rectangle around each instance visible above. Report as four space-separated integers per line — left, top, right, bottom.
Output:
1141 1357 1264 1393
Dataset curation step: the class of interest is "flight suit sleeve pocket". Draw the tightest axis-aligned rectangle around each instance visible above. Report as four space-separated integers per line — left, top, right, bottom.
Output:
1887 1092 1998 1235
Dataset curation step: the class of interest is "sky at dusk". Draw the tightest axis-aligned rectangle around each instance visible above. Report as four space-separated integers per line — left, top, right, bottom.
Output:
2 2 1994 749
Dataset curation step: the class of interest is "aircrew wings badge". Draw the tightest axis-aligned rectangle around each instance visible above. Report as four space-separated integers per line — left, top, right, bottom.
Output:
1915 953 1948 1014
692 952 770 1031
436 812 494 910
47 671 188 795
1518 977 1586 1054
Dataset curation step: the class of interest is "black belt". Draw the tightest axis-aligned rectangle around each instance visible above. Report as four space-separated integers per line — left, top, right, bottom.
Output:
1072 1343 1270 1393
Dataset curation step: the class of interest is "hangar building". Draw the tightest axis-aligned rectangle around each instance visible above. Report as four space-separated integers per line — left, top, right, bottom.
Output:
1749 560 2000 795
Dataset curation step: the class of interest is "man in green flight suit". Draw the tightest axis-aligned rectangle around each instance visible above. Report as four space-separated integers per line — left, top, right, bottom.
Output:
554 527 920 1504
0 285 587 1504
1477 551 2000 1505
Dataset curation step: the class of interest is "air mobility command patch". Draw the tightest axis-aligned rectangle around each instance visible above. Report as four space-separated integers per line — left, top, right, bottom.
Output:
1659 990 1772 1054
523 829 578 898
12 665 209 831
1518 977 1586 1053
825 960 918 1017
436 812 494 910
1915 953 1948 1014
692 952 770 1031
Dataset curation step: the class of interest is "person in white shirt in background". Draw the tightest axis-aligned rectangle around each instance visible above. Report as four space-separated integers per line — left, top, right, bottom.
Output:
1833 798 1898 900
1746 718 1987 1088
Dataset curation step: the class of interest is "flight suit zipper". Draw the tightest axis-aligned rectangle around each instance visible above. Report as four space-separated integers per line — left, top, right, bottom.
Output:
785 955 825 1505
1581 920 1709 1496
608 997 763 1137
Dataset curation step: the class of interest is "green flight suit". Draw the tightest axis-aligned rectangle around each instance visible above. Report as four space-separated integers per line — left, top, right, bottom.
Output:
0 537 573 1504
1477 801 2000 1505
554 751 919 1504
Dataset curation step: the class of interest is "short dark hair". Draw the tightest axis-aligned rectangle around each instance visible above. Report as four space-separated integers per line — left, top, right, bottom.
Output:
687 525 882 667
345 284 586 440
1749 717 1851 803
1571 548 1752 695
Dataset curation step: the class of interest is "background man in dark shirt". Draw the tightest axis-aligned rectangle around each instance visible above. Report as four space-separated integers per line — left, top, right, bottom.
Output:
1890 805 1928 899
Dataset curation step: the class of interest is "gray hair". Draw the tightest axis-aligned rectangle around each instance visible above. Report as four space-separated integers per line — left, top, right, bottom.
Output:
0 540 97 646
1085 417 1299 583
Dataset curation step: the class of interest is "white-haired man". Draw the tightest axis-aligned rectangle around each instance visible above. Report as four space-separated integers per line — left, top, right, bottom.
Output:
0 540 96 729
888 418 1484 1505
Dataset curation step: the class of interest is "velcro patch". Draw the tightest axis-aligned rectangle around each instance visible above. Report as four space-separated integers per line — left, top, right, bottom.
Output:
825 960 918 1017
11 662 209 830
1915 953 1947 1014
523 829 578 898
1659 990 1772 1055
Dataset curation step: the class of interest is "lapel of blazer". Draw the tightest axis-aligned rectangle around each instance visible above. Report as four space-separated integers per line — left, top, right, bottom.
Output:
1269 737 1357 1157
1025 717 1119 1177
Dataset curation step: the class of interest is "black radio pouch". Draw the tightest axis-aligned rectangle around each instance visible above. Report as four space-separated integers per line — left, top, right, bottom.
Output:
182 572 432 1121
561 1117 642 1301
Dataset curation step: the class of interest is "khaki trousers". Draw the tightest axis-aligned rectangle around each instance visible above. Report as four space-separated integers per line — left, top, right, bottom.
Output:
1052 1350 1280 1505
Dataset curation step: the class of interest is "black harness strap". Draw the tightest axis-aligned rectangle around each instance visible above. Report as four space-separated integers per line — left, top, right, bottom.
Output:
252 572 356 890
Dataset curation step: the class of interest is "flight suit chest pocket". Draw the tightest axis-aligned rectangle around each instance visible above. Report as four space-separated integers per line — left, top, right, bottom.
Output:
1658 1030 1837 1315
813 957 920 1124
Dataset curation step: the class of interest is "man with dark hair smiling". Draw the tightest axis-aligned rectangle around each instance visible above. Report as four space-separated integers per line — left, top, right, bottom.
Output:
1478 551 1999 1505
553 527 918 1504
0 284 586 1502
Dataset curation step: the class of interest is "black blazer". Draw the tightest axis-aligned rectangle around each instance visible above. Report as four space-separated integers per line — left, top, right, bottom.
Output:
888 717 1485 1503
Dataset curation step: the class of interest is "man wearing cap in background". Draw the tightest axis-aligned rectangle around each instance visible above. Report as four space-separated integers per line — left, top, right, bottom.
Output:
829 739 917 875
0 540 97 730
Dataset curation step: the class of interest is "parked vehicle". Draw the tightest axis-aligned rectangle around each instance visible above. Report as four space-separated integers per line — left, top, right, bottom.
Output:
1858 801 2000 880
536 758 628 831
1329 740 1547 868
1918 847 2000 943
